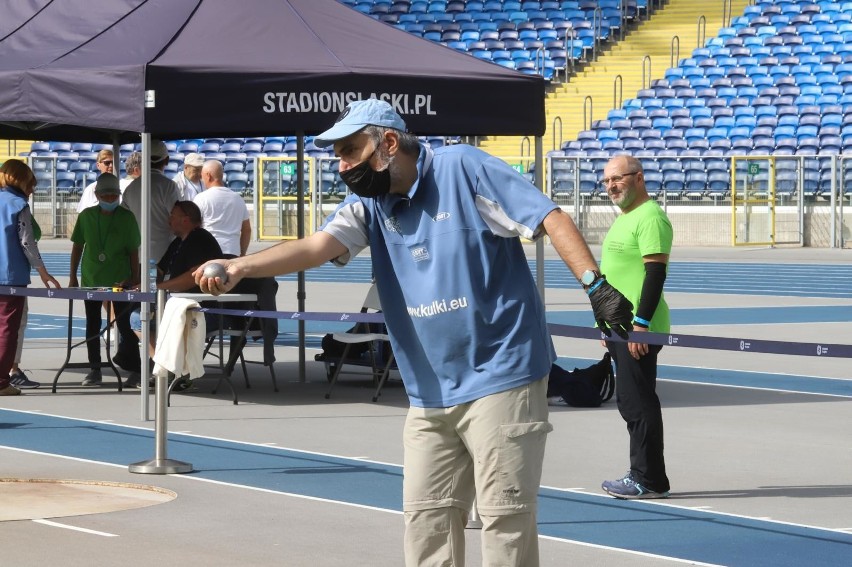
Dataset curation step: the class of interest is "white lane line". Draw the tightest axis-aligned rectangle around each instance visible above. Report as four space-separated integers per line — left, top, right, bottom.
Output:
4 410 849 540
538 535 725 566
33 519 118 537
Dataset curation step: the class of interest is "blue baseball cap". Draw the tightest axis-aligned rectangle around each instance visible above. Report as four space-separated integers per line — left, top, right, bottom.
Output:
314 99 407 148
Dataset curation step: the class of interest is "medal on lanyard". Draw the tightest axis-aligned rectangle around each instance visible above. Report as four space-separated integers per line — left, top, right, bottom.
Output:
97 213 113 263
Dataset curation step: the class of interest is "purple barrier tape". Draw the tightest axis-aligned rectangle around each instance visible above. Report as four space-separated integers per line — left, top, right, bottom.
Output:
546 323 852 359
0 285 155 302
198 306 385 324
202 308 852 358
3 284 848 359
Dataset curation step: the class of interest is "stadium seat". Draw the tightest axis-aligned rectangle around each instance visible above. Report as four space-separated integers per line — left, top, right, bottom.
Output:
226 172 250 194
55 171 77 194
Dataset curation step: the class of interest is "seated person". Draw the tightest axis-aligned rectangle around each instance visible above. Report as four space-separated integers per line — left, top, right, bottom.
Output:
127 201 223 387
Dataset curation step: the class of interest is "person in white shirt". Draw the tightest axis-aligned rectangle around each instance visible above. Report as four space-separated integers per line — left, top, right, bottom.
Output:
121 151 141 191
75 149 117 213
172 152 204 201
120 140 182 263
193 160 251 257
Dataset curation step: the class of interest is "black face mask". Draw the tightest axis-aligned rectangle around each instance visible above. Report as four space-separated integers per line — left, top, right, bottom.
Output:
339 149 391 198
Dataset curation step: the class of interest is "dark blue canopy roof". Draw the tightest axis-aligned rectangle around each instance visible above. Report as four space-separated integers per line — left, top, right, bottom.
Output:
0 0 545 141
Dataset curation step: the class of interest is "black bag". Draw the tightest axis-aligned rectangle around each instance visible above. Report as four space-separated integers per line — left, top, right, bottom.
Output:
547 352 615 408
320 325 370 360
319 322 390 362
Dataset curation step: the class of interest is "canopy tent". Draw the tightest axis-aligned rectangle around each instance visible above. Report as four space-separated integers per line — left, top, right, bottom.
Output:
0 0 545 141
0 0 549 419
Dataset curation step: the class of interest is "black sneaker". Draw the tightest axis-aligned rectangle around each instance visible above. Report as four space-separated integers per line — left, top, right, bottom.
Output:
123 372 141 389
9 370 40 389
171 376 195 392
81 370 102 387
112 352 141 373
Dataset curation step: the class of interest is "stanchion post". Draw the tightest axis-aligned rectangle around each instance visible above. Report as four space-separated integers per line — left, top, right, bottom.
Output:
129 290 192 474
128 371 192 474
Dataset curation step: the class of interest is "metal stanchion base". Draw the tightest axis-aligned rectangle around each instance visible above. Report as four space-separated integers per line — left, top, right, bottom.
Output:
128 459 193 475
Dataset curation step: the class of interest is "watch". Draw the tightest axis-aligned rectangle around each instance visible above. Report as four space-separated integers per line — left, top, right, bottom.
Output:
580 269 602 287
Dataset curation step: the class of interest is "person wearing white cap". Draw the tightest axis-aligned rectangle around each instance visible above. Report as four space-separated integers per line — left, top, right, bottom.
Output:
70 173 141 387
173 152 205 201
193 98 633 567
120 139 182 263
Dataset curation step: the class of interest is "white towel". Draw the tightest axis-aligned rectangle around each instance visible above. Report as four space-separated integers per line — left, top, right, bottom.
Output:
152 297 206 380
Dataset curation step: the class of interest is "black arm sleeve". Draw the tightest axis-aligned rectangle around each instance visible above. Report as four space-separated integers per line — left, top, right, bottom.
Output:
635 261 667 326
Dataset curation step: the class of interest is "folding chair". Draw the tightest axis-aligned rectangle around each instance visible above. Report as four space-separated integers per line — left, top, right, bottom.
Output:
321 284 396 402
201 277 280 393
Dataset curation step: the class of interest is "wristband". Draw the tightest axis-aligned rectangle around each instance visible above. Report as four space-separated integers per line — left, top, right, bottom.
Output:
585 277 605 295
633 315 650 327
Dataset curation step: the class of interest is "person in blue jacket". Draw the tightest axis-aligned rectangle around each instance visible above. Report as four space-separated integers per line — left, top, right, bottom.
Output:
195 99 633 566
0 159 61 396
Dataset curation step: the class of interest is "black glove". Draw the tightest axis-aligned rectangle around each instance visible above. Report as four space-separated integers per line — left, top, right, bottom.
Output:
587 277 634 340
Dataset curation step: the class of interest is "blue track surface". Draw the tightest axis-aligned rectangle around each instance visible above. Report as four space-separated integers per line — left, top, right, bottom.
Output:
2 409 850 567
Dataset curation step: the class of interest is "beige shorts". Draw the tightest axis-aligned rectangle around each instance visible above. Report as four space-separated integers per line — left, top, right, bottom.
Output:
402 377 552 516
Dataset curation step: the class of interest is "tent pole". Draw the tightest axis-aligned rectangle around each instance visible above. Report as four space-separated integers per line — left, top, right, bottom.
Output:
140 134 152 421
534 136 545 303
296 133 306 383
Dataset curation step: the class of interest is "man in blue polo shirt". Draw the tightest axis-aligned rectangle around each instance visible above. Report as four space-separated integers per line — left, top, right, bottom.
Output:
195 99 633 566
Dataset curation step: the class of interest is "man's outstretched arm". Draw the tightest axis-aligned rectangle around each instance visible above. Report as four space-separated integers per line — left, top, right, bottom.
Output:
194 231 348 294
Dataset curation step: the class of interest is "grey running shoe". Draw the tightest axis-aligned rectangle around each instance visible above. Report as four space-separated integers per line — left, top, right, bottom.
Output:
81 370 103 387
602 472 670 500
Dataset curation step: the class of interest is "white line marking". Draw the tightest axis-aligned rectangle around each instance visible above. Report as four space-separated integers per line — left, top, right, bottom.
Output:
538 483 850 534
538 535 725 566
4 408 849 539
33 519 118 537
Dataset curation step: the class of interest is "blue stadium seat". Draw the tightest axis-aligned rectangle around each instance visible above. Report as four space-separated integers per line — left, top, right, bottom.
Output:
178 142 198 154
661 171 685 199
226 172 250 194
56 171 77 194
684 170 708 199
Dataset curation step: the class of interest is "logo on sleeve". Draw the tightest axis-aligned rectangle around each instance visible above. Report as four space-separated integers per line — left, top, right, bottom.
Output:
384 217 401 234
434 211 451 222
411 246 430 262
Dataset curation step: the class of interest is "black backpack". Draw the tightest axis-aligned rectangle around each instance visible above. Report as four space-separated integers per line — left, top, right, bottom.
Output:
547 352 615 408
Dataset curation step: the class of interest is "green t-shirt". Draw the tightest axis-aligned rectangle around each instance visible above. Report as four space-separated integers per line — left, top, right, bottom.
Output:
600 199 673 333
71 206 141 287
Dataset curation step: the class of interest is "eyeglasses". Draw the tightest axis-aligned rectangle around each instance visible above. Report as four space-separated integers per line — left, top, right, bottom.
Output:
600 171 639 188
100 160 114 167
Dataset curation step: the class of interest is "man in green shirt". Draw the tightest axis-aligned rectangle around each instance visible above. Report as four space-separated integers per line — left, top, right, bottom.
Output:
70 173 141 387
598 156 673 499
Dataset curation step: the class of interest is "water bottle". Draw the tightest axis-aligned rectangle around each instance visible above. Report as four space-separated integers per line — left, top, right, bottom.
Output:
148 259 157 293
